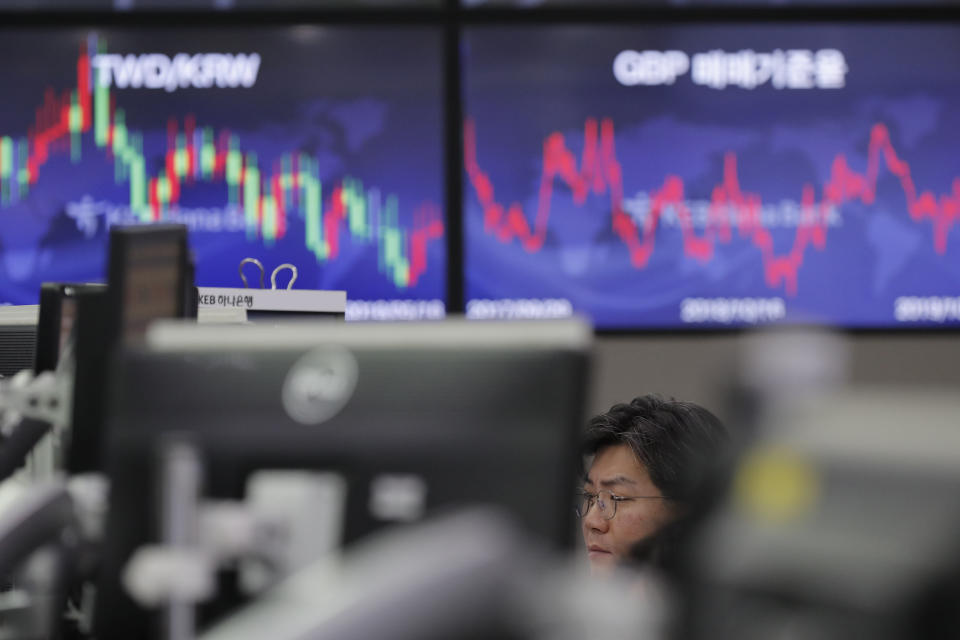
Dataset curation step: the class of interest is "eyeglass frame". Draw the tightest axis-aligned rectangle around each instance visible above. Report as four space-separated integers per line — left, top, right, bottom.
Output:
575 489 669 521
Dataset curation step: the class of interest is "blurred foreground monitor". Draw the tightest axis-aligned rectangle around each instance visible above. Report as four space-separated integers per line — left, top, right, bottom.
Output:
94 317 591 638
675 329 960 640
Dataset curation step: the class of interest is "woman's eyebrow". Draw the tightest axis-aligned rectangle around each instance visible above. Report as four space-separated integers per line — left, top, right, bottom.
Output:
599 475 637 488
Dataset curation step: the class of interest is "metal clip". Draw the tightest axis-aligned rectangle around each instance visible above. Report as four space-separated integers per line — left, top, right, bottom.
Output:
238 258 265 289
270 264 298 290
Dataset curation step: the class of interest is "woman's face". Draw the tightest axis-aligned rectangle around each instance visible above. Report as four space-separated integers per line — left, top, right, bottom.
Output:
581 444 675 572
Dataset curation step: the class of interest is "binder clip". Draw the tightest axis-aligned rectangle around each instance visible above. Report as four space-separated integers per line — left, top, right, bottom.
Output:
238 258 299 290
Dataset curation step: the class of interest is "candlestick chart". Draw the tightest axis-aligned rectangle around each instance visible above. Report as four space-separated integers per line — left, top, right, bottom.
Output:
463 25 960 328
0 28 445 311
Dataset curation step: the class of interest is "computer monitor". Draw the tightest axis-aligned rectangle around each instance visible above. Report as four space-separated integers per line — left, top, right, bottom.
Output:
68 225 190 473
94 318 591 639
106 224 189 344
0 307 38 378
65 287 109 474
34 282 107 374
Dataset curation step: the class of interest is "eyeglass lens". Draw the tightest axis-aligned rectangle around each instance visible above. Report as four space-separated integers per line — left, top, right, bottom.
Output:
577 491 616 520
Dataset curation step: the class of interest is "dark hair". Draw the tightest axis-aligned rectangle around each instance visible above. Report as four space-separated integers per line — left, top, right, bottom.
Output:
582 394 728 503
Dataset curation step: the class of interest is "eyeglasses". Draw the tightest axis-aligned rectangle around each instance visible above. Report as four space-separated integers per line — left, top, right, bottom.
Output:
575 489 667 521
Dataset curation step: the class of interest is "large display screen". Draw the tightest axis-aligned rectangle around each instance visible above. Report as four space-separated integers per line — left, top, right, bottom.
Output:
464 0 959 6
0 1 440 9
463 25 960 328
0 27 445 320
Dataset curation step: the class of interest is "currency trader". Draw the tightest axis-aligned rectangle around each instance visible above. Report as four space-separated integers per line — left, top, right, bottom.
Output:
578 394 729 572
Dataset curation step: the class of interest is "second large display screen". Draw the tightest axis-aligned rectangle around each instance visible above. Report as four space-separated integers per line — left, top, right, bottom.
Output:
463 25 960 328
